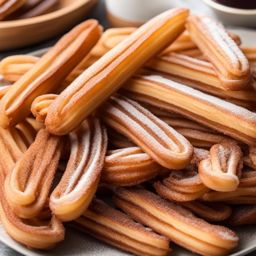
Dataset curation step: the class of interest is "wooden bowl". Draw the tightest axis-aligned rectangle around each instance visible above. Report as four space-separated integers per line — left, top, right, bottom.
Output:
0 0 97 51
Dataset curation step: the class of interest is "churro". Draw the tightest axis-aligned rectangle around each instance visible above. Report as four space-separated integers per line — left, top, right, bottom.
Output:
50 118 107 221
186 16 250 90
0 55 39 82
102 95 193 169
0 20 102 127
199 141 243 192
45 8 189 135
229 205 256 226
0 0 25 20
4 129 62 219
102 147 161 186
74 198 170 256
123 75 256 145
114 188 238 256
154 169 208 202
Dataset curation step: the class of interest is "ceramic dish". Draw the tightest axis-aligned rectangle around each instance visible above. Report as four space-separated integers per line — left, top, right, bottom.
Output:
0 0 97 51
0 27 256 256
203 0 256 27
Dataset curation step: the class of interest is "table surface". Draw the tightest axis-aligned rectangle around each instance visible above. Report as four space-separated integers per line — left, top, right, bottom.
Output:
0 0 255 255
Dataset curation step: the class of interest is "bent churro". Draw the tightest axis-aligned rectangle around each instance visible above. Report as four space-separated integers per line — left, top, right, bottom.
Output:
102 95 193 169
0 20 102 127
74 198 170 256
199 141 243 192
45 8 189 135
4 129 62 219
50 118 107 221
114 188 239 256
123 75 256 145
186 15 250 90
102 147 161 186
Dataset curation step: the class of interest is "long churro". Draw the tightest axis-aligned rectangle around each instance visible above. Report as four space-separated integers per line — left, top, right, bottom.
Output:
4 129 62 219
186 16 250 90
102 95 193 169
50 118 107 221
199 141 243 192
0 20 102 127
123 75 256 145
74 198 170 256
154 169 208 202
45 8 189 135
114 188 238 256
0 169 65 249
102 147 161 186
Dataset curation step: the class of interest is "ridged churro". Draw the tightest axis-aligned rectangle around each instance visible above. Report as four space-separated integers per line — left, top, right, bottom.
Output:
123 75 256 145
74 198 170 256
45 8 189 135
181 201 232 222
0 169 65 249
229 205 256 226
102 147 161 186
0 0 25 20
4 129 62 219
199 141 243 192
114 188 239 256
154 169 208 202
186 16 250 90
50 118 107 221
0 20 102 127
102 95 193 169
0 55 39 82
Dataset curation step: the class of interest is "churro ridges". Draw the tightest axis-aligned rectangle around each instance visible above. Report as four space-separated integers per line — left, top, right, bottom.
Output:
199 141 243 192
154 169 208 202
102 147 161 186
186 16 250 90
0 169 65 249
74 198 170 256
4 129 62 219
0 55 39 82
114 188 238 256
229 205 256 226
102 95 193 169
0 0 25 20
181 201 232 222
50 118 107 221
0 19 102 128
123 75 256 145
45 8 189 135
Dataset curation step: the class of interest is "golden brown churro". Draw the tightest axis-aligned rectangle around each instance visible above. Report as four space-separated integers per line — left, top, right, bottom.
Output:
102 147 161 186
0 169 65 249
154 169 208 202
0 20 102 127
123 75 256 145
114 188 239 256
0 85 10 99
74 198 170 256
181 201 232 222
186 16 250 90
4 129 62 219
202 169 256 204
102 95 193 169
50 118 107 221
199 141 243 192
0 55 39 82
45 8 189 135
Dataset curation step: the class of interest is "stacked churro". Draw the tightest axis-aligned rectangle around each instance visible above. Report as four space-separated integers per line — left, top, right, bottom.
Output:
1 8 256 256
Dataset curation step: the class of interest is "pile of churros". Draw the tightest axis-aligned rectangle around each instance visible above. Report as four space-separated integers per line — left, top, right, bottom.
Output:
0 0 59 20
1 8 256 256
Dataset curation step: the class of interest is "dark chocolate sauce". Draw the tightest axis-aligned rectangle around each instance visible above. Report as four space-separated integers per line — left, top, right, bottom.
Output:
215 0 256 9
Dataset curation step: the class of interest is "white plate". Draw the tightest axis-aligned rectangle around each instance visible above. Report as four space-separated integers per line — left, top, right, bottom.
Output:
0 28 256 256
